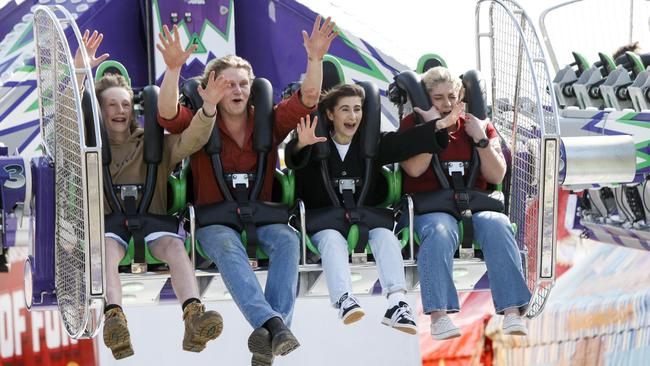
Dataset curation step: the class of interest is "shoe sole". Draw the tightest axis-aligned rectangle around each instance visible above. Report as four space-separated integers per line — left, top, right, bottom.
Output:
248 328 274 365
183 313 224 352
342 308 365 325
380 318 418 335
431 328 462 340
503 326 528 336
251 353 274 366
104 322 134 359
272 333 301 356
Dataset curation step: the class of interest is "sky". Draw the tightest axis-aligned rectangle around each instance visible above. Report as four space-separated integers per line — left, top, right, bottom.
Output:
298 0 650 76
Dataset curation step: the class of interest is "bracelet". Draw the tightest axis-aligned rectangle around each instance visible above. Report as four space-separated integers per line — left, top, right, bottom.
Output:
308 56 324 62
203 107 217 118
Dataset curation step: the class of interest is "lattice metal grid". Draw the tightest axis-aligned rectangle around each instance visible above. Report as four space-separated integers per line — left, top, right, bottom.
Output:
34 7 89 337
484 0 560 317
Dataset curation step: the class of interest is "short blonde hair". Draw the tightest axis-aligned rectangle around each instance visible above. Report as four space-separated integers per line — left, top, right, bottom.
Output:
421 66 462 95
199 54 254 87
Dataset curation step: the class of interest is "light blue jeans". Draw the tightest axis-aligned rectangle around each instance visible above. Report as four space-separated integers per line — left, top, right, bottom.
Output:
311 228 406 305
412 211 531 314
196 223 300 328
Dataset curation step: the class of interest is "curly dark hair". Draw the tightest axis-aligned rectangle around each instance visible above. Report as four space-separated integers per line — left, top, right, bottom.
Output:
318 83 365 122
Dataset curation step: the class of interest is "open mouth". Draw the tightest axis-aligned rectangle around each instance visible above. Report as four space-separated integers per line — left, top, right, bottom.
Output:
112 117 127 124
232 98 244 105
343 122 357 130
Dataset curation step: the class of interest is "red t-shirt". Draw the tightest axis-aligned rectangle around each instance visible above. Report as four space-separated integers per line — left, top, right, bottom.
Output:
158 91 315 205
398 113 498 194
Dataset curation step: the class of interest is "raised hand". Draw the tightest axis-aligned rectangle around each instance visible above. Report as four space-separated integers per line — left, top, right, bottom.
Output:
443 101 466 128
156 24 198 71
74 30 109 69
464 113 489 142
302 15 338 61
197 71 228 117
296 115 327 150
413 105 442 123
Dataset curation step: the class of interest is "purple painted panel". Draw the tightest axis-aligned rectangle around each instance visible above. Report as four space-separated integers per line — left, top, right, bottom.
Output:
0 156 27 248
0 0 32 43
69 0 150 87
156 0 230 36
30 156 57 308
235 0 369 101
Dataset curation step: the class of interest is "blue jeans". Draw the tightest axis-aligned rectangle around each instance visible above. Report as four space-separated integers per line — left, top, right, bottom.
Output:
196 223 300 328
413 211 531 314
311 228 406 305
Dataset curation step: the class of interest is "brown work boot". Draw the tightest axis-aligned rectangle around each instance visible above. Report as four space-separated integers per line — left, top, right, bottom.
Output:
182 302 223 352
103 307 134 359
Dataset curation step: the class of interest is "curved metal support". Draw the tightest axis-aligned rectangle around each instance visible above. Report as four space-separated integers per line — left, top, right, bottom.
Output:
407 195 415 262
187 205 197 270
298 199 307 265
34 4 105 338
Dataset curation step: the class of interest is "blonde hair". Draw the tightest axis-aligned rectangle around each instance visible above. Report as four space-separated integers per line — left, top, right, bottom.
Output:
421 66 462 96
199 54 254 87
94 73 138 132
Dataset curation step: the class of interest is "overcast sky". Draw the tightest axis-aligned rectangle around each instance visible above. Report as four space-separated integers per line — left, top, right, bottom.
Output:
298 0 650 75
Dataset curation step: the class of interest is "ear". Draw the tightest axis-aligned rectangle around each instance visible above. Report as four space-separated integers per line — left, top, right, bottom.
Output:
326 109 334 122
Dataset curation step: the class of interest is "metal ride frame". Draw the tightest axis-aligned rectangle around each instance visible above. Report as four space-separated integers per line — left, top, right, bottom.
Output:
540 0 640 73
476 0 561 318
32 5 105 338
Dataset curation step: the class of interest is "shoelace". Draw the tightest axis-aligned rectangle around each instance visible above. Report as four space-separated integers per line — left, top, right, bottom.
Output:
341 296 359 310
391 304 415 325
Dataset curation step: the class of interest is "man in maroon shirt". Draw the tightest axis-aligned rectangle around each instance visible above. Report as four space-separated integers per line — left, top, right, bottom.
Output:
399 67 531 341
156 17 337 365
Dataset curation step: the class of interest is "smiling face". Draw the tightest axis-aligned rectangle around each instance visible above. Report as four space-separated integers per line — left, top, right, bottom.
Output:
327 95 363 143
217 67 251 117
100 86 133 138
428 81 459 117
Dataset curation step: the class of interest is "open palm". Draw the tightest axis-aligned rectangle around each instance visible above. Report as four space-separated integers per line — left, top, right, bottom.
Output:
74 30 109 69
156 24 198 70
297 115 327 149
302 15 338 61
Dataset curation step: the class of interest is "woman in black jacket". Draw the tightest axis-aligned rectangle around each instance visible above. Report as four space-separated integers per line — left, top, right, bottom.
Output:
285 83 446 334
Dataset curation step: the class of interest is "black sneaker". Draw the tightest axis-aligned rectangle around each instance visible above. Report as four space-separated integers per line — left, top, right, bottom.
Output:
381 301 417 335
248 327 274 366
336 292 365 325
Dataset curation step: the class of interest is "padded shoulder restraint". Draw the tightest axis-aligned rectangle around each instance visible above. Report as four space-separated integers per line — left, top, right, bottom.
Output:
185 77 286 260
396 69 503 252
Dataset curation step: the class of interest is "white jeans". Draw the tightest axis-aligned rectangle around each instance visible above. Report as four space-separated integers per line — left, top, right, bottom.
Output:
311 227 407 305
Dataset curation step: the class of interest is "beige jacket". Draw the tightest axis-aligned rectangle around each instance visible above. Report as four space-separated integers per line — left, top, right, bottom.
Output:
104 107 215 215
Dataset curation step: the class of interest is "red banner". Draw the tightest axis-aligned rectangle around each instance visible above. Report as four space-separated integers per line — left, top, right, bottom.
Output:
0 250 96 366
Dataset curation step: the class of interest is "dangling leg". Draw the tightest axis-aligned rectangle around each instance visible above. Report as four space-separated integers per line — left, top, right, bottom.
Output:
148 234 223 352
413 213 462 340
103 236 134 359
311 229 364 325
367 228 416 335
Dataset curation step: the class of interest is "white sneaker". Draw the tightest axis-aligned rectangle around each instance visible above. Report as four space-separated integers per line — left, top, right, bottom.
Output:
502 313 528 336
336 293 365 325
430 315 461 340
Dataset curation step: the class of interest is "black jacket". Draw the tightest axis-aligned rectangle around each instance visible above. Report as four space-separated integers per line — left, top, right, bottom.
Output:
285 120 447 210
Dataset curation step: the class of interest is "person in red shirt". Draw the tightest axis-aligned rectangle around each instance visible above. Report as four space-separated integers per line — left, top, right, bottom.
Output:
156 17 337 365
398 66 531 341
